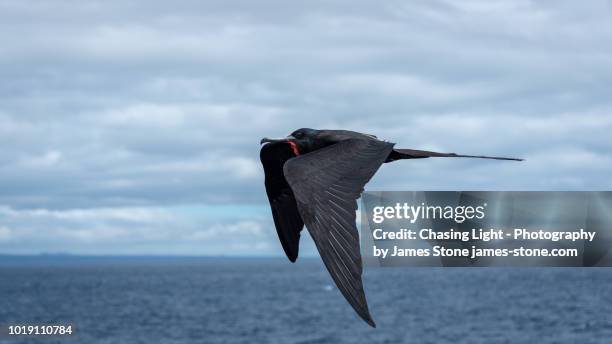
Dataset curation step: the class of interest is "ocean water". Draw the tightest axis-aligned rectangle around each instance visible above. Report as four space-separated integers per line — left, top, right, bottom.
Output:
1 257 612 344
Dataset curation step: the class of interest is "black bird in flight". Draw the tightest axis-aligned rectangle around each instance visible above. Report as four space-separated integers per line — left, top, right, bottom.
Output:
260 128 522 327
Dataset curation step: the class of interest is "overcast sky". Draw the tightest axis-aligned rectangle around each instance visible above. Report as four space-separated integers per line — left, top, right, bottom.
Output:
1 0 611 255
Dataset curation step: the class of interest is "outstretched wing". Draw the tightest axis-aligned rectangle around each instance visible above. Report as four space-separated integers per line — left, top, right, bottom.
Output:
283 138 394 327
260 142 304 262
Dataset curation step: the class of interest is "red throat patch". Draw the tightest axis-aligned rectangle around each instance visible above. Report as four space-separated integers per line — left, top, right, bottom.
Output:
287 141 300 156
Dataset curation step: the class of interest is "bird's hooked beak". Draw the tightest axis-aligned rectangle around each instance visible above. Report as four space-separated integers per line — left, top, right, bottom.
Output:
260 135 296 145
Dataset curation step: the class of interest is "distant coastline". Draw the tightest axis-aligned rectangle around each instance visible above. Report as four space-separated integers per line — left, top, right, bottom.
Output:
0 254 318 265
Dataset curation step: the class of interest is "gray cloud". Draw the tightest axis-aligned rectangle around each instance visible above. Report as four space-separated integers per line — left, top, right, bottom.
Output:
0 0 611 254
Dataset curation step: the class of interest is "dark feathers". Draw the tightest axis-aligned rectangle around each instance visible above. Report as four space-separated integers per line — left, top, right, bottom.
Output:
260 142 304 262
284 139 393 327
260 128 522 327
387 148 523 162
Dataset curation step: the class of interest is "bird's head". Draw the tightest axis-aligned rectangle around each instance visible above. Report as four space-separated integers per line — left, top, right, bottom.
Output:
260 128 322 155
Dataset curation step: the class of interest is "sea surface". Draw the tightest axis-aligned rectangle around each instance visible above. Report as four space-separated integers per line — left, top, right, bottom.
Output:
1 256 612 344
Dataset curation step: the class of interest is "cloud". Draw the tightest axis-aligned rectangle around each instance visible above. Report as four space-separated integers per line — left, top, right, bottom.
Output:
0 0 611 254
0 226 11 242
0 205 280 255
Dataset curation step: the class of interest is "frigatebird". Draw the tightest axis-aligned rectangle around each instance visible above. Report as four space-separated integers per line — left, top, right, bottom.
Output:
260 128 522 327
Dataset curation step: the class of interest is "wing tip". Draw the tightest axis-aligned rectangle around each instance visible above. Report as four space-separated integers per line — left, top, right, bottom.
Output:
278 234 300 263
284 249 298 263
365 317 377 328
357 306 376 327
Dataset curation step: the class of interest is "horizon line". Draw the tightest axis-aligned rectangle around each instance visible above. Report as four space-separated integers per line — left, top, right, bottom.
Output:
0 253 319 259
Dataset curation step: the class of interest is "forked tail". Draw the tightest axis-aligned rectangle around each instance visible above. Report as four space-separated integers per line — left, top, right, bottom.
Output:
386 148 523 162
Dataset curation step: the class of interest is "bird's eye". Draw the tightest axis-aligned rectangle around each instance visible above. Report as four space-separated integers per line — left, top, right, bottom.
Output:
294 132 303 138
